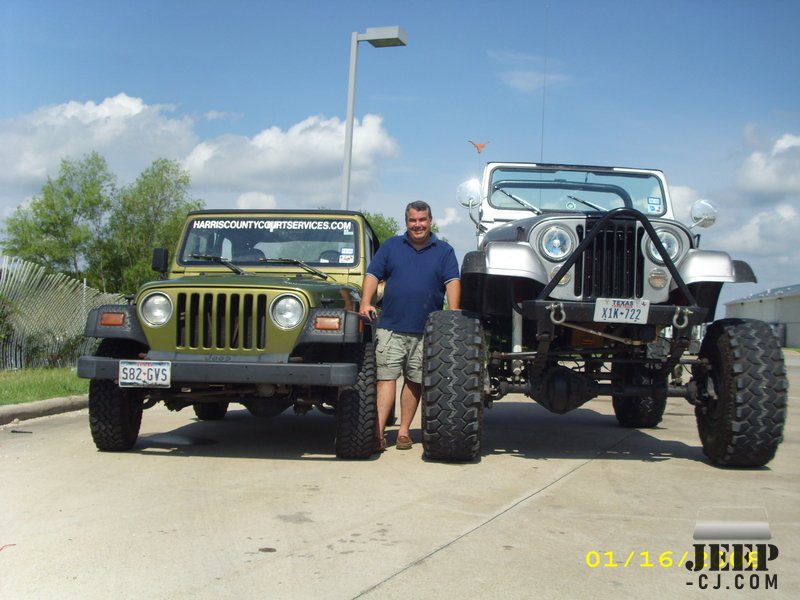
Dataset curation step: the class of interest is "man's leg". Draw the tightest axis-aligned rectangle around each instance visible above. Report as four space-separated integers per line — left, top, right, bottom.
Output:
375 379 397 441
397 379 421 440
373 328 400 447
397 332 424 447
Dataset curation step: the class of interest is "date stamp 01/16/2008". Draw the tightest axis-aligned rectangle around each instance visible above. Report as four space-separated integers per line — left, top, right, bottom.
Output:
583 508 781 592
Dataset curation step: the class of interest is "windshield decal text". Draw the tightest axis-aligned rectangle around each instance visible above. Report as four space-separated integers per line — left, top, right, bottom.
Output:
192 219 353 232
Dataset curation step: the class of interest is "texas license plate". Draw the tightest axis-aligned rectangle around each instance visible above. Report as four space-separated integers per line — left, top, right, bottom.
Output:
593 298 650 324
118 360 171 388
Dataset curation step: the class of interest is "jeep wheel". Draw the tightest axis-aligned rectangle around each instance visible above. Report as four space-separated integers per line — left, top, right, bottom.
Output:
693 319 787 468
193 402 229 420
335 342 377 459
89 339 147 451
421 311 485 462
611 365 666 428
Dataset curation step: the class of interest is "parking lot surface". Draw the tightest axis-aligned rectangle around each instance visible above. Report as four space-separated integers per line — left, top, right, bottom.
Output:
2 353 798 599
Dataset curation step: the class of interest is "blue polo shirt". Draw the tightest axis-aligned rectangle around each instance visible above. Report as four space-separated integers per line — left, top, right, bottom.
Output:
366 232 460 334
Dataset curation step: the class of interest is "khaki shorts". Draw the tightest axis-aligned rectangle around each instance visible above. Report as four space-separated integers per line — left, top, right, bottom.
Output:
375 328 423 383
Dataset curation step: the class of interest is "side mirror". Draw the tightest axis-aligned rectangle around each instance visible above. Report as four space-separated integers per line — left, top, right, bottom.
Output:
152 248 169 277
690 199 717 229
456 178 482 208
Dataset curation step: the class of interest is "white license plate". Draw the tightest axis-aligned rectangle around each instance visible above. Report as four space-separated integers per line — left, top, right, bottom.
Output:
593 298 650 324
119 360 171 388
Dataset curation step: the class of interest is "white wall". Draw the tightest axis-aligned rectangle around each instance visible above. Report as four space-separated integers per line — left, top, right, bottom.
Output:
725 293 800 347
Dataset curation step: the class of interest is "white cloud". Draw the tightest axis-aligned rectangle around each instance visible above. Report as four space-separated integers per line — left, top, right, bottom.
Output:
203 110 241 122
235 191 277 209
736 132 800 196
0 93 197 210
667 184 700 222
436 207 462 228
0 95 399 216
714 203 799 256
499 70 569 94
186 113 398 208
489 49 569 95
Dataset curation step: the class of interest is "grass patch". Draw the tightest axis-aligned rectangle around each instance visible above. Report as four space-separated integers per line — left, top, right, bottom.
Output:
0 368 88 406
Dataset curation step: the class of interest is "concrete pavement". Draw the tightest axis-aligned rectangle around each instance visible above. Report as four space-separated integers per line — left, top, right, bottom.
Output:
0 351 797 599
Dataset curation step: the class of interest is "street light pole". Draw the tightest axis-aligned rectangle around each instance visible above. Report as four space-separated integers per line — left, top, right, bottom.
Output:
341 26 407 211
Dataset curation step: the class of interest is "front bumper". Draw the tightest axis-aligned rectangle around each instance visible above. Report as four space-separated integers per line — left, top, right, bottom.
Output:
77 356 358 387
523 300 708 327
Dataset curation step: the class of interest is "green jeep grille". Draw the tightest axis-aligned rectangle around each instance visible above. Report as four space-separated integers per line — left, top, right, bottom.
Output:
176 291 268 350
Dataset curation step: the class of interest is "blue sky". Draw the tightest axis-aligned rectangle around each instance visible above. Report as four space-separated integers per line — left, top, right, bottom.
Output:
1 0 799 306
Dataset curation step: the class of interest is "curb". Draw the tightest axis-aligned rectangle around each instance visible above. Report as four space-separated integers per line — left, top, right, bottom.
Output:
0 395 88 426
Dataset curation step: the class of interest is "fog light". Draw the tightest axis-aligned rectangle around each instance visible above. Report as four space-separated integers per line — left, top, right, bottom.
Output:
649 268 669 289
550 266 571 286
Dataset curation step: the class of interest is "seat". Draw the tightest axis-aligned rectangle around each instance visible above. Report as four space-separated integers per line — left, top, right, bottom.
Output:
233 248 266 262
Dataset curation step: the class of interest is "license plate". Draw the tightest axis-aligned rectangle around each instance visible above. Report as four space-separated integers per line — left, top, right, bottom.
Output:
593 298 650 324
118 360 171 388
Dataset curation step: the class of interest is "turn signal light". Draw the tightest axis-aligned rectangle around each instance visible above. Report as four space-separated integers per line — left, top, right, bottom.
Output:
99 312 125 326
314 316 341 331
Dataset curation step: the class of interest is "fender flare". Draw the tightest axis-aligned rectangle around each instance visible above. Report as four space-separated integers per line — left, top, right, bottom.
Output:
678 250 757 285
83 304 148 345
462 243 549 283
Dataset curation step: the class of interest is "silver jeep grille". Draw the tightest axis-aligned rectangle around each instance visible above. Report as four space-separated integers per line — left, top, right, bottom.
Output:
574 218 645 299
176 292 268 350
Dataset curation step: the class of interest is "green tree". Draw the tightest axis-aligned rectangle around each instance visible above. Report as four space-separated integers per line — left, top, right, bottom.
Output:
2 152 115 279
361 211 399 243
91 159 202 293
361 209 441 243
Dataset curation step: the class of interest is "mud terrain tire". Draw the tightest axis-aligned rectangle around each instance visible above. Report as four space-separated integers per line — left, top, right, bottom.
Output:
89 339 147 451
335 342 377 459
693 319 787 468
422 311 485 462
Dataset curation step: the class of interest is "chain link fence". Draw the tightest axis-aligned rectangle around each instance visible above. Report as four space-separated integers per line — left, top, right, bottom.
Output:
0 256 124 369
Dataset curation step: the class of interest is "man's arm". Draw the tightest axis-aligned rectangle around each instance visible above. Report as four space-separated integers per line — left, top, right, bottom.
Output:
445 279 461 310
359 273 380 319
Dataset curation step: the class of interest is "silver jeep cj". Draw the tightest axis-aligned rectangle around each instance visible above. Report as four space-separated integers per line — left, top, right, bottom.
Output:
421 162 787 467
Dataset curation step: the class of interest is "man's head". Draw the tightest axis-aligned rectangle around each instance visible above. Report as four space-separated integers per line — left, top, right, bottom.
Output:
405 201 433 246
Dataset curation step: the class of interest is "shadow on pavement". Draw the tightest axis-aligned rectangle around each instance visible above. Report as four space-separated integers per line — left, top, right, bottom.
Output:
131 399 707 465
480 401 705 464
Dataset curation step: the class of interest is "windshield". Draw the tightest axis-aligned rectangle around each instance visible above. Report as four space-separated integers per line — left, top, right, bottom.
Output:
489 166 667 217
178 216 360 266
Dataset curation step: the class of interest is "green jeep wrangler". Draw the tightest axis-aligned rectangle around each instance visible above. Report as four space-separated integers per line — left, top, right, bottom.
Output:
77 210 379 459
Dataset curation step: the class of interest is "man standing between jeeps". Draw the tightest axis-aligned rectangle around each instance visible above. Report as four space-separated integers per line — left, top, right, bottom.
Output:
359 201 461 453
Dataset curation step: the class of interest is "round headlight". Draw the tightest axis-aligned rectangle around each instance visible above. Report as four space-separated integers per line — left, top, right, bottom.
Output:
646 229 682 264
140 292 173 326
271 295 305 329
539 226 574 261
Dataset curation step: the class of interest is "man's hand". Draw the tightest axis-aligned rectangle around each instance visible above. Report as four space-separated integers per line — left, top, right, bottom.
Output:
359 303 378 321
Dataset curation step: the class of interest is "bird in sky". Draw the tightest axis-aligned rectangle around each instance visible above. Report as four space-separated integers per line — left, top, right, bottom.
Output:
468 140 490 154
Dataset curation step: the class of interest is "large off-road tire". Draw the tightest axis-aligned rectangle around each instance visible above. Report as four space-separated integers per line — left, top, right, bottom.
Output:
193 402 229 421
88 338 147 452
421 310 485 462
335 342 377 459
611 365 666 428
693 319 787 468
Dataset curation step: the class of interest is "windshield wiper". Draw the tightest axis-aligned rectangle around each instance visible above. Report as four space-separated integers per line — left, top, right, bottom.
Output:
262 258 329 280
495 187 542 215
190 254 246 275
566 194 606 212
